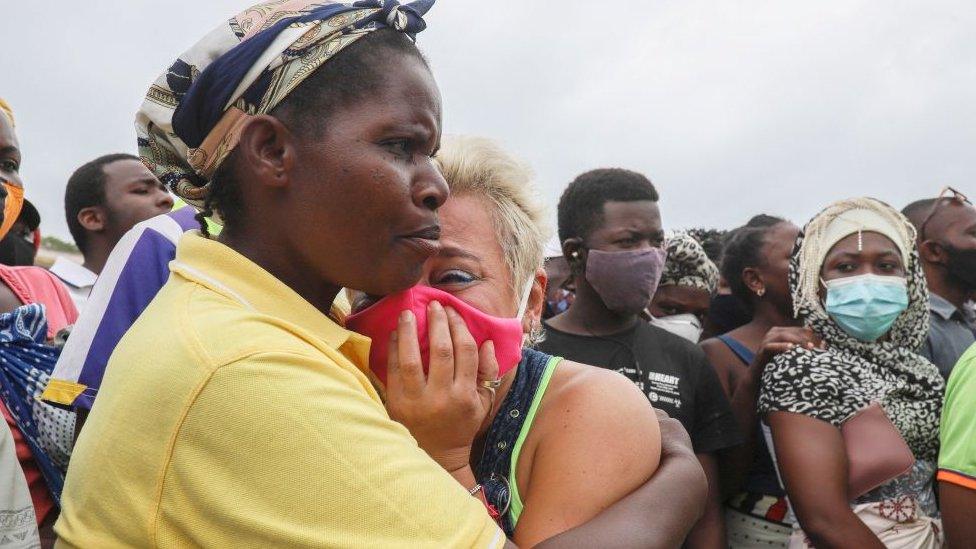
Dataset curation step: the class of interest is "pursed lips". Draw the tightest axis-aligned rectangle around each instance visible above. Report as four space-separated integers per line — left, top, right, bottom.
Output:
398 225 442 258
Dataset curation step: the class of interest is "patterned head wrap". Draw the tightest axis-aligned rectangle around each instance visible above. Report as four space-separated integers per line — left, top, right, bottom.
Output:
759 197 943 462
659 232 719 293
0 98 14 128
136 0 434 211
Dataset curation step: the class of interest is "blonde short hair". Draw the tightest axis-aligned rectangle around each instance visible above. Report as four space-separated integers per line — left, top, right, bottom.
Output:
435 135 548 301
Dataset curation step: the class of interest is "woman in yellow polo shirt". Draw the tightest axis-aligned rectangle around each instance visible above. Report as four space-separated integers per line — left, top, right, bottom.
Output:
58 3 704 548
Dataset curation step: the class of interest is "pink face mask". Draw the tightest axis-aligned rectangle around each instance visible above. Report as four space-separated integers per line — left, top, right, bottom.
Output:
345 283 533 386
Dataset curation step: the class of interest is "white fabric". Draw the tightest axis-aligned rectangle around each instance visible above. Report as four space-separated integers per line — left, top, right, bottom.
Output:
48 257 96 312
650 314 704 343
0 422 40 548
46 214 184 389
819 207 911 269
787 497 942 548
725 507 791 548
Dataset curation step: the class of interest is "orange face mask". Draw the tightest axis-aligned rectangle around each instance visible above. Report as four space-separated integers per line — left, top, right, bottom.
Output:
0 182 25 241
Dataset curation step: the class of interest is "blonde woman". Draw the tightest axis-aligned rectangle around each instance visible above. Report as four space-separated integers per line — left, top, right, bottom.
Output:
350 136 708 548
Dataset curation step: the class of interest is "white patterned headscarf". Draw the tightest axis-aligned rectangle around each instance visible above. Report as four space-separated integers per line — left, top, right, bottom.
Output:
660 232 719 293
759 197 943 462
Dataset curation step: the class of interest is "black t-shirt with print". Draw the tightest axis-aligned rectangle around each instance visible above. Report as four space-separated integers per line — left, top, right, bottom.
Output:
538 320 742 454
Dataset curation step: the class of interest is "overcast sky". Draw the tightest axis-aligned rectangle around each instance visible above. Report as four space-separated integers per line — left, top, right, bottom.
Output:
3 1 974 242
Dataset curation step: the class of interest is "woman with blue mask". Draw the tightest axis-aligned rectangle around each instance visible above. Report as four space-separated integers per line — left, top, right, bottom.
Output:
758 198 945 548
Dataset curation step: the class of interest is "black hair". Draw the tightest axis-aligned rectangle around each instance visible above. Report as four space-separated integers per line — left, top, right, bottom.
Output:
557 168 659 243
720 215 786 308
65 153 140 254
745 213 785 228
901 198 938 232
197 28 429 236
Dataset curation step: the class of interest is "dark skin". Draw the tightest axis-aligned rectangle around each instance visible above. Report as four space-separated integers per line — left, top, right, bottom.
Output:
0 114 25 314
700 222 806 497
911 200 976 310
548 201 726 549
925 204 976 546
212 56 698 549
548 200 665 337
219 54 447 315
648 284 711 325
77 159 173 275
939 482 976 548
768 231 907 549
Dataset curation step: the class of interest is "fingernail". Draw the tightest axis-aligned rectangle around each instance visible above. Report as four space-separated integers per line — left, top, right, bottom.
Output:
429 301 443 313
444 306 458 317
400 310 413 323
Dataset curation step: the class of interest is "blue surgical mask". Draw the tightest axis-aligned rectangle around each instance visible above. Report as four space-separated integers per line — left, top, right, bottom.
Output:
823 274 909 342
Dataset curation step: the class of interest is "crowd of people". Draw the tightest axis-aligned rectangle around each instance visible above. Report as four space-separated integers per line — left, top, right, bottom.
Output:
0 1 974 548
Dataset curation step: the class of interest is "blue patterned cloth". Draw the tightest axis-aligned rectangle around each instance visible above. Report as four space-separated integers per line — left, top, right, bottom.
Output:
0 304 72 503
137 0 435 210
476 348 554 536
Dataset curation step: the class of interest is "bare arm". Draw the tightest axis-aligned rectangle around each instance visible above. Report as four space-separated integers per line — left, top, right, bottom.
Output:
533 409 707 549
767 411 883 549
939 481 976 548
702 329 820 497
684 453 726 549
512 368 661 547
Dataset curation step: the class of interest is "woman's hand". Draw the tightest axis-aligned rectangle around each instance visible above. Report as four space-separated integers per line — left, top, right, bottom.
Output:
748 326 823 379
385 301 499 473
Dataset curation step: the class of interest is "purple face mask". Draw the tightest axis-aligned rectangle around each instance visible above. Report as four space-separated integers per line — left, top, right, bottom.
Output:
585 247 667 315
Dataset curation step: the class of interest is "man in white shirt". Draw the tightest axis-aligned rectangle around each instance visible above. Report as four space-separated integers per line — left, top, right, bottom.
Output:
54 154 173 310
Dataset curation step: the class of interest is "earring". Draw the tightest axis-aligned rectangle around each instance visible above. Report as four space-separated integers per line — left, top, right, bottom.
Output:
756 287 766 298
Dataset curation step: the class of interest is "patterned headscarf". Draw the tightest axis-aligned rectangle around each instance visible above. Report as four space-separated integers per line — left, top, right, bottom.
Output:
659 232 719 293
136 0 434 211
0 97 14 128
759 198 943 461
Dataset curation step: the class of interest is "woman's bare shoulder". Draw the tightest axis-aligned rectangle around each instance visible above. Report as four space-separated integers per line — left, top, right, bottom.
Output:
536 359 657 432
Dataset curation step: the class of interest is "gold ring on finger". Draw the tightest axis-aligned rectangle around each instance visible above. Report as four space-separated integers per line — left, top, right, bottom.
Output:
480 378 502 390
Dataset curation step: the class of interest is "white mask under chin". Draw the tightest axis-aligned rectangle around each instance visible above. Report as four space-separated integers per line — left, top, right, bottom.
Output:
651 313 704 343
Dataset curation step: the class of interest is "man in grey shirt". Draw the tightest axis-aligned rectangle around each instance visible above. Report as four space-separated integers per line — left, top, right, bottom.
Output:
904 191 976 379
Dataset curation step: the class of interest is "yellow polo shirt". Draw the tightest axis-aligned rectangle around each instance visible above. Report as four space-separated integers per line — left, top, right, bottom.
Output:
56 232 504 548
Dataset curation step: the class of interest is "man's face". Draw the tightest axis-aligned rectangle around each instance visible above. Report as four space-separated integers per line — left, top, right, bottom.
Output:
932 202 976 255
585 200 664 253
101 159 173 242
920 200 976 290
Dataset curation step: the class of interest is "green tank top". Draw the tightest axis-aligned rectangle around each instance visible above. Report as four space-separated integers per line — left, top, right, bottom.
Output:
507 355 560 526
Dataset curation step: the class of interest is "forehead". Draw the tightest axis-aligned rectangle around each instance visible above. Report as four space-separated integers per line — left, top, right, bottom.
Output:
597 200 661 231
439 193 506 263
102 159 156 185
0 115 18 151
933 201 976 233
654 284 710 309
826 231 901 258
764 222 800 251
353 55 441 125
